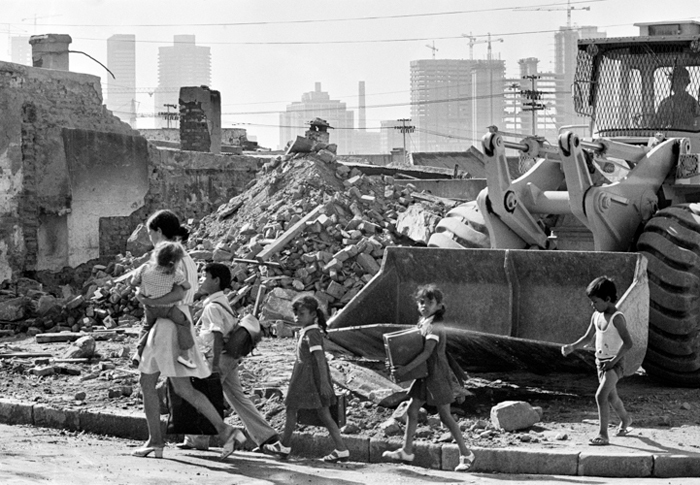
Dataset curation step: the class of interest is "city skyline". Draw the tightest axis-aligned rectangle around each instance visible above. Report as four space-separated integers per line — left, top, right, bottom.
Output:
2 0 698 149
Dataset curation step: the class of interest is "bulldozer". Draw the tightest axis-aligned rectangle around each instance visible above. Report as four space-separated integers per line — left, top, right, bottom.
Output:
328 21 700 386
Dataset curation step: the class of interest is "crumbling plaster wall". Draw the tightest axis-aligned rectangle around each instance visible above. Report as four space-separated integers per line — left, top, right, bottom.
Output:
0 60 261 282
0 60 134 279
98 146 260 258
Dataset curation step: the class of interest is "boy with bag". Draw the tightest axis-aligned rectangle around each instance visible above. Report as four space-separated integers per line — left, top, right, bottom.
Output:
177 263 281 453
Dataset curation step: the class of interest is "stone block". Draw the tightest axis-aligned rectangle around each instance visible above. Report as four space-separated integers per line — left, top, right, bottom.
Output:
379 418 403 436
369 438 403 463
324 281 345 300
0 398 33 425
0 297 27 321
79 409 150 440
490 400 541 431
412 441 442 469
34 404 80 431
578 452 652 477
395 203 440 244
290 431 331 458
653 454 700 477
188 250 214 260
213 248 233 262
126 223 152 257
462 447 578 474
355 253 380 276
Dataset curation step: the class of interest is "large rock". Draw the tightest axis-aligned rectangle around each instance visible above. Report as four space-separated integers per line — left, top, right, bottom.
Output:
490 400 543 431
126 224 152 257
260 288 313 323
395 203 440 244
63 336 96 359
0 297 28 321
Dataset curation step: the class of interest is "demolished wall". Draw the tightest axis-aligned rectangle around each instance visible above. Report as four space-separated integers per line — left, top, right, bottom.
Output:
0 60 135 280
99 146 259 258
0 60 261 283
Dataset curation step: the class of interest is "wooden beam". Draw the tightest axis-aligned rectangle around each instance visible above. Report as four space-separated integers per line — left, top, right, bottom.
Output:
256 205 324 261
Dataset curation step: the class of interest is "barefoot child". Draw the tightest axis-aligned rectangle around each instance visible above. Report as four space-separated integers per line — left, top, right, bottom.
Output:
132 241 196 369
382 284 475 472
561 276 633 446
263 295 349 463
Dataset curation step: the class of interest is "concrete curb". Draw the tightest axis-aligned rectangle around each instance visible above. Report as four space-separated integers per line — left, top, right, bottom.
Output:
1 398 699 477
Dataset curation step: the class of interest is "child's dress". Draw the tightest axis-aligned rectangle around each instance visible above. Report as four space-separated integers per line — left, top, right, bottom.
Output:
407 314 454 406
285 324 336 409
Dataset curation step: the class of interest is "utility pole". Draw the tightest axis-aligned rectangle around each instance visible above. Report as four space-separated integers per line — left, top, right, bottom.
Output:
521 75 546 135
394 118 415 163
159 103 178 129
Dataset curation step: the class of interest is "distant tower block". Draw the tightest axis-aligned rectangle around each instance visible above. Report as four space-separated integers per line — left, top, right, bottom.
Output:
179 86 221 153
358 81 366 131
29 34 72 71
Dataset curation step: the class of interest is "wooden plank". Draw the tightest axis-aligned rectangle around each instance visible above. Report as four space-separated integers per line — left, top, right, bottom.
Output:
0 352 53 359
35 331 118 344
256 205 324 261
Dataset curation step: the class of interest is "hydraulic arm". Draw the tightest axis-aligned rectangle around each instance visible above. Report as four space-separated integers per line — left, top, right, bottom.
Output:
478 131 683 251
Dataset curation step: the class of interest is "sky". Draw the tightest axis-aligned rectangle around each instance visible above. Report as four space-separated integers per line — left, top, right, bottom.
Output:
2 0 699 149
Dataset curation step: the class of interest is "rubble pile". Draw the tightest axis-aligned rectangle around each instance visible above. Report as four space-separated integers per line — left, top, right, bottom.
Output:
0 152 450 335
186 152 447 318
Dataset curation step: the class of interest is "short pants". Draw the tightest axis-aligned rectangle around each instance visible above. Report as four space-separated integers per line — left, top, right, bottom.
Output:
596 357 624 381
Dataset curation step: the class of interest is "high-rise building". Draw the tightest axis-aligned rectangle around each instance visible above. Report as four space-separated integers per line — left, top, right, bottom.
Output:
410 59 476 152
554 26 606 128
154 35 211 128
470 59 506 143
10 36 31 65
279 83 354 153
106 34 136 126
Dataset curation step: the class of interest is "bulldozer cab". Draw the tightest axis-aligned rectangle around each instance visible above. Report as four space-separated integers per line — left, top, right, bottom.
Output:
574 21 700 147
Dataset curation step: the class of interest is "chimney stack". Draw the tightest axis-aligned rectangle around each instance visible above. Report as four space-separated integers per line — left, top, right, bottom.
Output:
29 34 72 71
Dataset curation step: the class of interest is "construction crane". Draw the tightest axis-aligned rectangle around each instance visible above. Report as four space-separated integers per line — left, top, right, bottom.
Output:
516 0 590 29
461 32 504 60
20 14 63 34
425 41 438 60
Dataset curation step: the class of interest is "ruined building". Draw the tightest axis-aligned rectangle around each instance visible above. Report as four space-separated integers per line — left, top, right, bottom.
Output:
0 34 260 285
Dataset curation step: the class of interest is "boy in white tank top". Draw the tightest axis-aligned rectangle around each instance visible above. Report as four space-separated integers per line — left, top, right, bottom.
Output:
561 276 633 446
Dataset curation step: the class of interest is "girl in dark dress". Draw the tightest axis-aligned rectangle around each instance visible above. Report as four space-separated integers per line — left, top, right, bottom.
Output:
383 284 475 472
263 296 349 463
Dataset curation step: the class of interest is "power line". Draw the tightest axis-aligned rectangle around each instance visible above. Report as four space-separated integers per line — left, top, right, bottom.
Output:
17 2 605 28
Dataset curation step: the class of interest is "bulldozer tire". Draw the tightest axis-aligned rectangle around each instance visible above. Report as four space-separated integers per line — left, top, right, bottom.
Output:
636 204 700 386
427 200 490 249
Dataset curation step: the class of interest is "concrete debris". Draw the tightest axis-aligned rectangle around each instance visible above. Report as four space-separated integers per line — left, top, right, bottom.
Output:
0 297 28 322
63 336 96 360
490 400 544 431
125 224 152 258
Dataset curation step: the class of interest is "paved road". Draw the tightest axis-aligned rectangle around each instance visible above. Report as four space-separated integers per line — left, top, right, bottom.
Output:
0 423 693 485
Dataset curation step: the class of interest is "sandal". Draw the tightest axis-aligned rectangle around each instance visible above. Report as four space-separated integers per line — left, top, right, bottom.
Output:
616 419 633 436
588 436 610 446
455 451 475 472
382 448 415 463
262 441 291 459
322 449 350 463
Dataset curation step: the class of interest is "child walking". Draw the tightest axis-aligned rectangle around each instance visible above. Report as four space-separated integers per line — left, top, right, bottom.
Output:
561 276 633 446
383 284 475 472
262 295 349 463
132 241 196 369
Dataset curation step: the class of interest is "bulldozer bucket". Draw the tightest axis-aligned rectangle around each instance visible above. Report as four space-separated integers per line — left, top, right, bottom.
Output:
328 247 648 375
